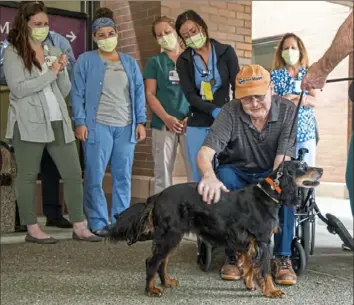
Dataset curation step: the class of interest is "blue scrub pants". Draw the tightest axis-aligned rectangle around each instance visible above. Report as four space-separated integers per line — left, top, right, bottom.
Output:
216 165 294 257
83 122 135 231
186 126 210 182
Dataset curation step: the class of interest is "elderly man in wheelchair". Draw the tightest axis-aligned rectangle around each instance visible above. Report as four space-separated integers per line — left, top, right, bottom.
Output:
196 64 300 286
195 64 353 286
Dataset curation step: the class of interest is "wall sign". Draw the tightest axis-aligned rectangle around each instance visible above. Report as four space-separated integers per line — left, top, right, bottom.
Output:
0 5 87 58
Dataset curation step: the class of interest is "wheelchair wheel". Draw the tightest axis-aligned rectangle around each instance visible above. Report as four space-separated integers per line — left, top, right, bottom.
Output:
326 213 354 251
302 221 311 261
196 238 212 272
301 212 316 259
310 218 316 255
291 240 307 276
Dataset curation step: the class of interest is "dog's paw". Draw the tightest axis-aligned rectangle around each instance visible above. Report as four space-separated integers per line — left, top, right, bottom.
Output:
163 278 179 288
243 279 256 291
146 287 164 297
265 289 286 298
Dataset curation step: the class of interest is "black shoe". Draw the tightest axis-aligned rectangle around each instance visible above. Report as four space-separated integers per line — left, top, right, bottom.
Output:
92 229 110 237
46 216 73 228
25 233 57 244
15 225 27 233
72 232 103 242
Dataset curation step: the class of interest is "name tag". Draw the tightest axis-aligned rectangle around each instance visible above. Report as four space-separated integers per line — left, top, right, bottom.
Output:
200 81 214 101
169 70 180 84
45 55 57 67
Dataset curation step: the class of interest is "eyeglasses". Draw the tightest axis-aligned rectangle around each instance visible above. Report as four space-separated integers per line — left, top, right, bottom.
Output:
241 94 267 105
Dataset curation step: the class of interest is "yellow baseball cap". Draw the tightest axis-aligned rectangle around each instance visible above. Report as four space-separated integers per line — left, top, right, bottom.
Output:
235 64 271 99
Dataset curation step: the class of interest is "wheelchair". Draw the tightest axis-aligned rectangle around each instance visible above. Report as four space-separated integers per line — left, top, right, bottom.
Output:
290 147 354 275
196 148 354 274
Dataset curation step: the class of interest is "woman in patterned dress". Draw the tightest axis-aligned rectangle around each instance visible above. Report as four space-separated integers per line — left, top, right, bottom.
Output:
271 33 318 166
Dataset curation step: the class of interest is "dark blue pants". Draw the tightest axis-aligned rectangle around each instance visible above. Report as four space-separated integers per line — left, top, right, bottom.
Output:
216 164 294 257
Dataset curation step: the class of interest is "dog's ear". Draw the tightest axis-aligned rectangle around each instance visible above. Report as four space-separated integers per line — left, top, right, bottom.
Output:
279 172 298 206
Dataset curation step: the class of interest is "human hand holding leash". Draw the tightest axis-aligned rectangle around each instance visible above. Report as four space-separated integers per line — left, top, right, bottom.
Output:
301 60 327 91
198 174 229 204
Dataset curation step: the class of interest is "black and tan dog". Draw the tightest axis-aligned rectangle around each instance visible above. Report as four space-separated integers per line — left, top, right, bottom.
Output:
107 160 323 298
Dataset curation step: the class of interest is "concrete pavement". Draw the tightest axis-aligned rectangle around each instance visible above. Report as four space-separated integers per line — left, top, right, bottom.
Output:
0 196 353 305
1 237 353 305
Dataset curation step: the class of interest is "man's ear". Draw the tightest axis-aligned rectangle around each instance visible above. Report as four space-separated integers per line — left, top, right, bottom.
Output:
269 82 275 95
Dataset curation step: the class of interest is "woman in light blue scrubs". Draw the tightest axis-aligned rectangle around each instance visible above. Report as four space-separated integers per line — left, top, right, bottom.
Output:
71 8 147 236
175 10 239 182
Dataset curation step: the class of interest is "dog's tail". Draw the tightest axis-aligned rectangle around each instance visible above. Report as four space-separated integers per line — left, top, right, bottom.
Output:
106 193 160 245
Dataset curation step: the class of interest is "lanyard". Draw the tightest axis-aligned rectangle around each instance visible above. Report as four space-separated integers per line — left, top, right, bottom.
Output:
193 45 216 86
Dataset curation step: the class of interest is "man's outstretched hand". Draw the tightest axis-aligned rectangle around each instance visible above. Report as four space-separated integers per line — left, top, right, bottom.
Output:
301 61 328 91
198 175 229 205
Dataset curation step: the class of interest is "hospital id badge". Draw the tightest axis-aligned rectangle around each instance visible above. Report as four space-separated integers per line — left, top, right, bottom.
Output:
169 70 180 84
201 81 214 101
44 55 57 67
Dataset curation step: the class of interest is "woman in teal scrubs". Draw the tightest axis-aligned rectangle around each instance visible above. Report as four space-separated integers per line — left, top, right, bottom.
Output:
144 16 193 194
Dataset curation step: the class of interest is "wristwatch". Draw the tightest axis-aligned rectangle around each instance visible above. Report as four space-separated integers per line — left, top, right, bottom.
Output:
138 122 147 127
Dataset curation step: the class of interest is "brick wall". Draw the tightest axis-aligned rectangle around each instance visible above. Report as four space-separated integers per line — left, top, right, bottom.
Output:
161 1 252 66
100 1 253 177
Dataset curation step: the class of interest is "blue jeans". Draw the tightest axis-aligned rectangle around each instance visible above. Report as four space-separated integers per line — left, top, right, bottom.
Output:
83 122 135 231
186 126 210 182
216 165 294 257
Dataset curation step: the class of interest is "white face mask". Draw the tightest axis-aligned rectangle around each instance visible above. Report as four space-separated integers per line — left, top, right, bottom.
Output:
281 49 300 66
157 33 178 51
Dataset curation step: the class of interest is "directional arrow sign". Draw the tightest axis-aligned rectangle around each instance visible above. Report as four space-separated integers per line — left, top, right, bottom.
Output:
66 31 76 43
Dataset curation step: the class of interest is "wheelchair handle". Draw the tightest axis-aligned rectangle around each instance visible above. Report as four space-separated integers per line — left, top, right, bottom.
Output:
297 148 309 161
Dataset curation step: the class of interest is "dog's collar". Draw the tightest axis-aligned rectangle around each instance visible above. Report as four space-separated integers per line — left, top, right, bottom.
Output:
256 184 280 204
264 177 282 194
257 178 281 204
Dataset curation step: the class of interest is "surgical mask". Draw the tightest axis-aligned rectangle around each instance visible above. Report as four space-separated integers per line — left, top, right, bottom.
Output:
185 32 206 50
30 26 49 42
282 49 300 66
96 36 118 52
157 33 178 51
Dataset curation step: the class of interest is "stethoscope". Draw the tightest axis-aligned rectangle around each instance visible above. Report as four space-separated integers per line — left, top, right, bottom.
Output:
192 46 216 86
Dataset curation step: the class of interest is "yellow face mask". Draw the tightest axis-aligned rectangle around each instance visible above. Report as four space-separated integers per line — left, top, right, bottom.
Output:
157 33 178 51
30 26 49 42
96 36 118 52
185 32 206 50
